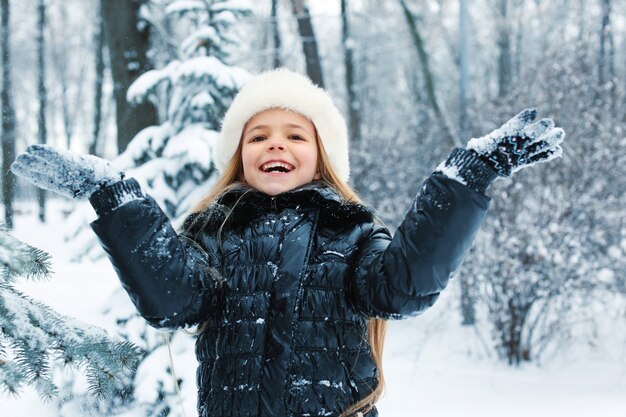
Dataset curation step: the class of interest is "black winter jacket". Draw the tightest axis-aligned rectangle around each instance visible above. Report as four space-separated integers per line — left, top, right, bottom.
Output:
89 165 491 417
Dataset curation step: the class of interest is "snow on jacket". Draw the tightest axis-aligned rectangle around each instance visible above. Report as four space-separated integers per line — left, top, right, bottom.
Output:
89 171 490 417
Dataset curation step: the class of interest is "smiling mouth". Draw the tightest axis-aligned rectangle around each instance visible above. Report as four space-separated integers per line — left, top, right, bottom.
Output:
260 161 295 173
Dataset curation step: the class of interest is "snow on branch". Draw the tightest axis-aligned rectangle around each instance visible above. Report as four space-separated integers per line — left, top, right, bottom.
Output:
0 225 51 283
0 229 143 400
180 26 220 57
127 60 181 105
210 0 253 14
165 0 206 15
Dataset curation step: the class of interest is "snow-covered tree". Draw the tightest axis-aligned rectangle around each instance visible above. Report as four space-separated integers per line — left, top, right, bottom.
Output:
0 225 142 402
66 0 252 262
117 0 252 220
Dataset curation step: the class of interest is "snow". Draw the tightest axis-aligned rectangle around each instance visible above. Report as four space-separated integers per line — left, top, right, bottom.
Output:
128 56 249 102
465 109 565 173
180 27 220 57
4 200 626 416
435 160 467 187
210 0 253 14
126 61 181 104
322 250 345 258
165 1 206 15
467 109 538 154
113 191 144 208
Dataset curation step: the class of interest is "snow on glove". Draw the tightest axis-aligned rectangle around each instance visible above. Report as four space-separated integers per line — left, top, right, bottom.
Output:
10 144 125 200
467 108 565 177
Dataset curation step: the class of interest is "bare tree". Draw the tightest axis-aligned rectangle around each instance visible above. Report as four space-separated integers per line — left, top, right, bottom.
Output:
398 0 460 148
290 0 324 87
90 0 105 156
36 0 47 222
1 0 16 229
598 0 610 87
495 0 512 98
497 0 512 98
598 0 617 117
271 0 281 68
341 0 360 142
102 0 157 154
511 0 525 82
48 3 76 149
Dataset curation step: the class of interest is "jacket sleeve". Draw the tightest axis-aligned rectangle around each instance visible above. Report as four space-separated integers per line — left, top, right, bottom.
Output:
89 178 222 329
348 171 491 320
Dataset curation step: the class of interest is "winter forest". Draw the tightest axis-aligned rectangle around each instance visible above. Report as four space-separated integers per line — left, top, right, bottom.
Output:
1 0 625 416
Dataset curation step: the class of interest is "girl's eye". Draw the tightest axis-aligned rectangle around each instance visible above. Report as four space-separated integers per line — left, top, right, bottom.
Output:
251 136 266 142
290 135 304 141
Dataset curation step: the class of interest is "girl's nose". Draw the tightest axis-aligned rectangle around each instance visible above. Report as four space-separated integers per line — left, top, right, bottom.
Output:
266 136 285 151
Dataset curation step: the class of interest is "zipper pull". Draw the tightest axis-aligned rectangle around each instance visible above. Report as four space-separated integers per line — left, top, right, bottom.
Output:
270 196 277 211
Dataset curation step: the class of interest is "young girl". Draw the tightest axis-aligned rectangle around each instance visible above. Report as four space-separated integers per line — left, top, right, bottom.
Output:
11 68 564 417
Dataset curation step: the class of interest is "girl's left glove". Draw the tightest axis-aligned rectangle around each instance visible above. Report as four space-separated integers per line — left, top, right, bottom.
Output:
10 144 125 200
436 108 565 194
466 108 565 177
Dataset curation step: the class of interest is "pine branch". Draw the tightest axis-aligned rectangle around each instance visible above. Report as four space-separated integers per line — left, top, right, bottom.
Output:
0 361 28 395
0 226 52 283
0 285 144 399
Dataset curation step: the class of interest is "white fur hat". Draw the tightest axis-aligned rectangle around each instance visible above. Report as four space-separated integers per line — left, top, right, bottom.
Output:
215 68 350 181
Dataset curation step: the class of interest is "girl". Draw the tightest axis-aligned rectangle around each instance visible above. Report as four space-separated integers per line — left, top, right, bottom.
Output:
11 68 564 417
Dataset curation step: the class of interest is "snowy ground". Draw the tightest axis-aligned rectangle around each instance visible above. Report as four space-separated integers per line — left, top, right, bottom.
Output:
4 199 626 417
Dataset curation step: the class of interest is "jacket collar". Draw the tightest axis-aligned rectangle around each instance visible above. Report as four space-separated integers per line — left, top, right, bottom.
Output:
187 181 375 233
217 181 345 210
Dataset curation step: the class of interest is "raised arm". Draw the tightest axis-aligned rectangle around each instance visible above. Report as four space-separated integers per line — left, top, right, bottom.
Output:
89 178 223 328
349 167 490 319
349 109 565 319
11 144 223 329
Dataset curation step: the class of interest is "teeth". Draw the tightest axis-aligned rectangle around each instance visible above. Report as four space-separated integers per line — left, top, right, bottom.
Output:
261 161 294 172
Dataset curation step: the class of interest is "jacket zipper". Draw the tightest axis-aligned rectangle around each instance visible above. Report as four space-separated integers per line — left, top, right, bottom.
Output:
270 196 277 211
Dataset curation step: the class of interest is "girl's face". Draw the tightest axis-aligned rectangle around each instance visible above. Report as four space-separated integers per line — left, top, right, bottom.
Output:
241 108 319 196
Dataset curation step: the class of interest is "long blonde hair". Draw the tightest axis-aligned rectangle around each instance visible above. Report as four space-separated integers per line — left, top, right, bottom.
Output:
187 127 387 417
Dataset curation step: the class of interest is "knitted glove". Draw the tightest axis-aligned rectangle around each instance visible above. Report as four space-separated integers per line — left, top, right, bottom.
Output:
436 109 565 194
10 144 125 200
466 108 565 177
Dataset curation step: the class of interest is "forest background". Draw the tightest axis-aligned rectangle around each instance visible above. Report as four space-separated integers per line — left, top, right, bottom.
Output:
1 0 625 416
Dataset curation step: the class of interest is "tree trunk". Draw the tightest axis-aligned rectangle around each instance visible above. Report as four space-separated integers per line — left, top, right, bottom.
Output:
341 0 360 143
598 0 609 87
505 298 531 365
55 2 73 149
602 0 617 117
102 0 157 154
290 0 324 87
399 0 460 148
37 0 47 222
458 0 475 325
458 0 470 140
497 0 512 98
1 0 16 229
597 0 618 124
513 0 524 82
577 0 585 41
271 0 281 68
90 0 105 156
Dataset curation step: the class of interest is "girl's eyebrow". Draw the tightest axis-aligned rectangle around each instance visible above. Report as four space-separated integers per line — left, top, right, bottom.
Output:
246 125 269 133
245 123 311 133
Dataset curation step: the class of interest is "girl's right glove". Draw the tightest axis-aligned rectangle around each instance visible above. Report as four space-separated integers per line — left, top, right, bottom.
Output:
10 144 125 200
466 108 565 177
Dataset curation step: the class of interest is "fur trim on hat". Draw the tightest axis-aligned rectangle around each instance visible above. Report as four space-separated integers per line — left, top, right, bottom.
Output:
215 68 350 181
